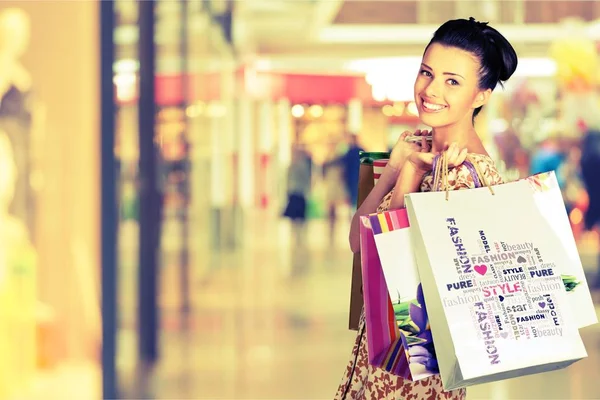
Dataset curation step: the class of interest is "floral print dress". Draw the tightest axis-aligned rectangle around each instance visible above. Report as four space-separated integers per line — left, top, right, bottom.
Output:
335 154 504 400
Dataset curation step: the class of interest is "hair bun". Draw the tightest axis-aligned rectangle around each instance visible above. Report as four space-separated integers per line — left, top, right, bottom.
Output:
480 24 518 82
429 18 519 95
468 17 489 29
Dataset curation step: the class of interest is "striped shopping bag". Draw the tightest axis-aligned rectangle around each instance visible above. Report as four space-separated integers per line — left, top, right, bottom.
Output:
360 209 440 381
359 216 411 378
372 159 388 185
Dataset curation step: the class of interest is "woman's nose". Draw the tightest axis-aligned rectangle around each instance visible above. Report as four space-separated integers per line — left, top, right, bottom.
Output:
424 80 441 98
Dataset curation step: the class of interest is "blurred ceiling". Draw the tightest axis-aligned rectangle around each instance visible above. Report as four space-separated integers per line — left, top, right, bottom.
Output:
234 0 600 71
113 0 600 75
332 0 599 25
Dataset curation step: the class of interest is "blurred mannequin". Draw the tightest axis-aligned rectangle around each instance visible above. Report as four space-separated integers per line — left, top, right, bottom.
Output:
283 146 312 249
0 8 44 239
0 130 36 398
323 144 348 246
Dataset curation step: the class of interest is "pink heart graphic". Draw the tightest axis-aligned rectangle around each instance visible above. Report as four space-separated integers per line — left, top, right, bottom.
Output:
474 265 488 276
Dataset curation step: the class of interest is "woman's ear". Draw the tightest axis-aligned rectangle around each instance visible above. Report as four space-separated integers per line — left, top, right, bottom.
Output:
473 88 492 109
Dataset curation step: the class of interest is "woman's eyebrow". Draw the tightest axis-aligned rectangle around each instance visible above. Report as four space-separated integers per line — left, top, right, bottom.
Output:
421 63 465 80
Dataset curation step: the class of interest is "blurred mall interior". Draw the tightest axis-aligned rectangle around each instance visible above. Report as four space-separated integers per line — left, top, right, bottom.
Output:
0 0 599 399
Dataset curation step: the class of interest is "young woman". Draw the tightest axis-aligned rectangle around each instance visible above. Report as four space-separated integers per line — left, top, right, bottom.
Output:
336 18 518 399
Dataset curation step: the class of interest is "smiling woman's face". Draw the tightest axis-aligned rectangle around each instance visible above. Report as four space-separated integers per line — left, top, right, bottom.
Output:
413 43 489 129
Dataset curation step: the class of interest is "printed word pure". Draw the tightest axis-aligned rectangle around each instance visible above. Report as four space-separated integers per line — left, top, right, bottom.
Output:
530 269 554 278
446 280 474 291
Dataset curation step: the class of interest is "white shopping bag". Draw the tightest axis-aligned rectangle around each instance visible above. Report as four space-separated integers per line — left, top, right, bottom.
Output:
405 171 591 390
526 173 597 328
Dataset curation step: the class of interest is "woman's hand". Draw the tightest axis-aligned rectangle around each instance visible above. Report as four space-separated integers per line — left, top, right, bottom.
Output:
408 142 468 174
388 143 468 210
388 129 431 170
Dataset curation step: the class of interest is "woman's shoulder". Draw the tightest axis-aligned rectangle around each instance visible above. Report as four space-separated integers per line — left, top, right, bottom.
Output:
421 153 504 192
467 153 505 186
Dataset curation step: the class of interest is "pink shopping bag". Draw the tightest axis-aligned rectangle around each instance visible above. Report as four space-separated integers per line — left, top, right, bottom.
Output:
359 214 411 378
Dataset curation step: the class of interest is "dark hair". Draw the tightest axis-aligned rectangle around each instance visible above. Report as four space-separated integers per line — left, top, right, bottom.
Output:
426 17 518 118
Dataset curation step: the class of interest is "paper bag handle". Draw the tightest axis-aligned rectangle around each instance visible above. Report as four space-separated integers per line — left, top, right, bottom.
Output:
432 152 495 200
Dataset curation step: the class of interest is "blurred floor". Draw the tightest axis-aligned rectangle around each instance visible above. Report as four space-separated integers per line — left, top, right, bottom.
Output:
10 362 100 400
118 209 600 400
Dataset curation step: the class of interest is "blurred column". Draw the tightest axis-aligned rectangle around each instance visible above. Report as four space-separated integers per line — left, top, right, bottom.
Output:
221 70 236 249
276 99 292 210
179 0 191 316
137 0 160 364
208 104 226 247
257 100 275 209
208 59 237 250
100 1 118 398
233 95 255 246
347 98 363 135
237 96 255 209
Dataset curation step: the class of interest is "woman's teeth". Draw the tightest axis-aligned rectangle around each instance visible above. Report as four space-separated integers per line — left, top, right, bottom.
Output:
423 101 447 111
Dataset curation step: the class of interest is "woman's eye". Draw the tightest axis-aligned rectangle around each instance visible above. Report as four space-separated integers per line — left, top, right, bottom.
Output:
448 79 459 86
420 70 432 77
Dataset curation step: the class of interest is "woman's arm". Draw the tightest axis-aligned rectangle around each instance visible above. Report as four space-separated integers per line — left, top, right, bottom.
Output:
348 129 432 253
389 162 427 210
348 163 400 253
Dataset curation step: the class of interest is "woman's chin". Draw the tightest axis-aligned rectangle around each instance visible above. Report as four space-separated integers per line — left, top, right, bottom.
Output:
418 115 447 129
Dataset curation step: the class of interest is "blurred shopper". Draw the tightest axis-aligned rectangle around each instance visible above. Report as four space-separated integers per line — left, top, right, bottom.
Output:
558 142 584 215
580 129 600 287
323 148 349 245
493 128 530 179
341 134 363 209
530 136 566 186
337 18 516 399
283 145 312 247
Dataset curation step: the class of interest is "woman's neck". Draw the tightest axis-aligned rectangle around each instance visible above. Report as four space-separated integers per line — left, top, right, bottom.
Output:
431 123 482 154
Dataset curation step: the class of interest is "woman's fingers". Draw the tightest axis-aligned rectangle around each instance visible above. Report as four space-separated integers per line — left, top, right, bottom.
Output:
421 136 432 152
446 142 459 160
459 148 468 162
446 146 468 167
